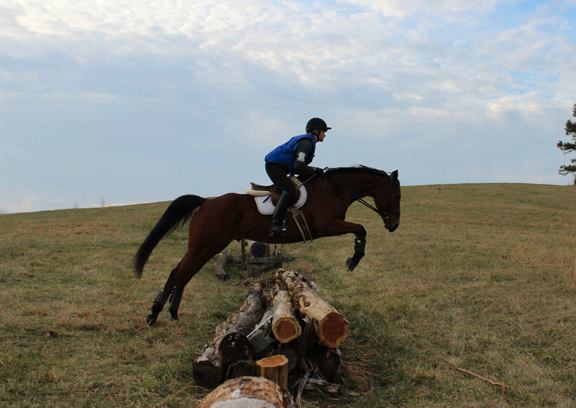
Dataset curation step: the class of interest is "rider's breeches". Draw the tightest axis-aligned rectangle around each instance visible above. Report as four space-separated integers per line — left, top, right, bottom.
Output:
265 162 295 200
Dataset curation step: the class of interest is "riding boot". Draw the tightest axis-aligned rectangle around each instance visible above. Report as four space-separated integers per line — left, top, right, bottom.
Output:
269 191 291 236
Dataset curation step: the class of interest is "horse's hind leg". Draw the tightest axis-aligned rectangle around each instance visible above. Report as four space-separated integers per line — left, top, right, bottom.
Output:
146 263 181 325
167 243 231 321
148 290 169 325
168 287 184 320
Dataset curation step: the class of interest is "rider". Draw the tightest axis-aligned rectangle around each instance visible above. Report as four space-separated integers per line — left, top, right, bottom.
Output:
264 117 330 235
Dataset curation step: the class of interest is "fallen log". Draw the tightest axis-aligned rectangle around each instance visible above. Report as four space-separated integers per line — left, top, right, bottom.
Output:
276 343 299 372
318 347 342 383
199 376 293 408
247 310 276 360
279 270 349 348
271 288 301 344
241 240 283 278
213 249 230 281
193 343 222 389
257 354 290 391
246 239 270 258
193 282 266 387
226 359 256 379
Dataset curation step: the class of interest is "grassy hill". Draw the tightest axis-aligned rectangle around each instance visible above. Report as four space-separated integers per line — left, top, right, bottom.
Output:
1 184 575 407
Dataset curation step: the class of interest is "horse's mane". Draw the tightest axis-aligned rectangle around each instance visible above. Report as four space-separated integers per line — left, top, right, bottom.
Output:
324 165 389 177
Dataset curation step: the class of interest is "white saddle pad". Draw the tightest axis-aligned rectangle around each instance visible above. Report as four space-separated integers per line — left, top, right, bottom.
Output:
253 184 308 215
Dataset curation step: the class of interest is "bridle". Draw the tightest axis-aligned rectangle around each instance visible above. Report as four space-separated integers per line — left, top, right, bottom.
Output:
356 174 400 222
356 197 399 224
357 197 379 214
308 170 400 221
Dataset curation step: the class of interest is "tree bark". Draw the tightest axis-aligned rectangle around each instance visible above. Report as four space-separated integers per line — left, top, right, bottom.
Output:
271 289 301 344
199 376 291 408
213 249 230 281
193 281 266 387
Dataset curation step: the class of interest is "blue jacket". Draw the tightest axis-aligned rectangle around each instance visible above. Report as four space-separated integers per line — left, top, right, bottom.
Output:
265 134 316 172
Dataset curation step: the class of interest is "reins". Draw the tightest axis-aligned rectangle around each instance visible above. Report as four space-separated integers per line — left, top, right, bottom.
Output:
272 168 385 217
309 169 382 216
356 198 380 215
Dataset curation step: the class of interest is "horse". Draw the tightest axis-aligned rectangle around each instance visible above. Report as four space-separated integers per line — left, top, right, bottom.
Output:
133 166 401 325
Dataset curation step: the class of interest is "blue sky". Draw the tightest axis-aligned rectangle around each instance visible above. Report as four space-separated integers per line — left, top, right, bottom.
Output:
1 0 575 213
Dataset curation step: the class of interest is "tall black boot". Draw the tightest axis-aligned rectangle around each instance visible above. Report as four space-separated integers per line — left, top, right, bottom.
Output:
269 191 291 236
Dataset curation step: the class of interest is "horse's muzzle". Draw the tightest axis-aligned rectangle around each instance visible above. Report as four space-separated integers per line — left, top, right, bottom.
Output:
382 213 400 232
386 223 399 232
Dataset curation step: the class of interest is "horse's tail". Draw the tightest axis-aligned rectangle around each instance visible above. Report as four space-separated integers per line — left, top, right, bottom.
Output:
133 194 206 279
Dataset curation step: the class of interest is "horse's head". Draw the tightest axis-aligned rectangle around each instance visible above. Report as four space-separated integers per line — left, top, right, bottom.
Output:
323 165 401 232
375 170 401 232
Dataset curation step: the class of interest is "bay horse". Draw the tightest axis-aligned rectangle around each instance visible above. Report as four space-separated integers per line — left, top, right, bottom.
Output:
133 166 400 325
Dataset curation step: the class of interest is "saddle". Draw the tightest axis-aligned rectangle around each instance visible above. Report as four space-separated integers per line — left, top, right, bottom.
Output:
247 177 303 206
247 177 312 241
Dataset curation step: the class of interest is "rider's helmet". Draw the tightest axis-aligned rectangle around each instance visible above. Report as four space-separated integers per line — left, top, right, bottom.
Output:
306 118 331 134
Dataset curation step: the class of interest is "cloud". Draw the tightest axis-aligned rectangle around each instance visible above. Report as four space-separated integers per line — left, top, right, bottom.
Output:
0 1 573 211
341 0 506 17
2 2 573 123
486 94 544 117
2 0 572 103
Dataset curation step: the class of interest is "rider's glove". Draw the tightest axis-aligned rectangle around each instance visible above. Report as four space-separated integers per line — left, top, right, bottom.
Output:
313 167 324 175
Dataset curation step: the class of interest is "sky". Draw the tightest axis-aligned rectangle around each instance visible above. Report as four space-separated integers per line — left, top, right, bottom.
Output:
1 0 575 213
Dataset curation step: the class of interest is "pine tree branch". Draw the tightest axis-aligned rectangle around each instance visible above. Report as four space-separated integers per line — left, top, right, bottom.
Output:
557 141 576 152
558 105 576 176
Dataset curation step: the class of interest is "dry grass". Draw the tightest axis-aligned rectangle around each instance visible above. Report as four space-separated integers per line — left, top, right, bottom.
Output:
1 183 575 407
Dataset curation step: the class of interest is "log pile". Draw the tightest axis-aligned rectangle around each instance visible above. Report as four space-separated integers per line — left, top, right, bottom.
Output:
193 269 351 402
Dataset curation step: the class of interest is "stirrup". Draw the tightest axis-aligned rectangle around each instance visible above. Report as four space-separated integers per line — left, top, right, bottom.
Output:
269 221 287 236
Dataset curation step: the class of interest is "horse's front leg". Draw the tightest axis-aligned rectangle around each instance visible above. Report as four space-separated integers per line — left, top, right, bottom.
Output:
321 220 367 272
346 235 366 271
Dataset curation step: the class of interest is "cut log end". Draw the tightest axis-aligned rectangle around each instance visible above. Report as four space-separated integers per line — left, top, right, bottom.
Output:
319 312 349 348
257 355 290 391
227 359 257 379
257 354 289 368
273 318 301 344
193 361 223 389
219 332 252 363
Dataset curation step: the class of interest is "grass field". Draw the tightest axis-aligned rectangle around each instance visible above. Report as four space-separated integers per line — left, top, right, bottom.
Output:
1 183 575 407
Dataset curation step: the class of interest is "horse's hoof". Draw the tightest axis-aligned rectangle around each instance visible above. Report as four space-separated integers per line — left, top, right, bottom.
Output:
170 311 179 321
146 314 157 326
346 257 357 271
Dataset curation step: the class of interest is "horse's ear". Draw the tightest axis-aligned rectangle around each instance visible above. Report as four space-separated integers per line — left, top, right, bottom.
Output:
388 170 399 191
